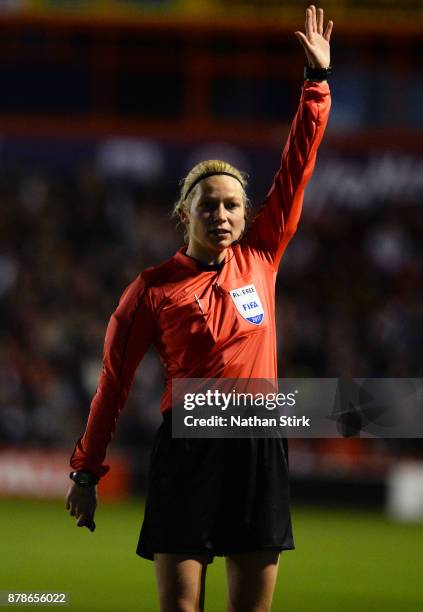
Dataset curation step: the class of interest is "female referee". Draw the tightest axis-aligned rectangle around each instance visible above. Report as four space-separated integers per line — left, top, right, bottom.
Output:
66 6 333 611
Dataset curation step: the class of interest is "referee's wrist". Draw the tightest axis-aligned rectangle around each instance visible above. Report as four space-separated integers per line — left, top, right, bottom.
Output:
69 470 99 487
304 64 332 82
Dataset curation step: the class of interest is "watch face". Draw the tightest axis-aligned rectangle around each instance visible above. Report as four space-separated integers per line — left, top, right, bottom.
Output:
73 471 95 485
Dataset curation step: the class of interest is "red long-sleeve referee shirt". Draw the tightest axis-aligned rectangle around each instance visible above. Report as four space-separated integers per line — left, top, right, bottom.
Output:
70 80 331 479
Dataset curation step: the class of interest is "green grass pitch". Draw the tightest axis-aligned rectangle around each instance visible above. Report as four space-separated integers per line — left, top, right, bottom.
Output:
1 499 422 611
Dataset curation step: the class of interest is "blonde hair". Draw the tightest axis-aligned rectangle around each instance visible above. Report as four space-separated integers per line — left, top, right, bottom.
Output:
172 159 250 242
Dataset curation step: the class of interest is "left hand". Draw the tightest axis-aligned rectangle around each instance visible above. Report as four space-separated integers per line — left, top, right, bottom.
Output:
295 5 333 69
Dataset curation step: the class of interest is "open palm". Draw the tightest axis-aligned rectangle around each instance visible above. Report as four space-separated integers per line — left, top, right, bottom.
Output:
295 5 333 69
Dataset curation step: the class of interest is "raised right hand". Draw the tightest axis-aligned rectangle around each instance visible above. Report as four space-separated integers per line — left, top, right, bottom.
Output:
295 4 333 69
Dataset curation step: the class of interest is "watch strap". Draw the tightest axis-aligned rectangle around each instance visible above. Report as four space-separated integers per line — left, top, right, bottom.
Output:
304 64 332 81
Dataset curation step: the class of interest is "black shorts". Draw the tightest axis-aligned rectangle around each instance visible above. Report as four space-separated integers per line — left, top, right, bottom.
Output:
136 411 295 563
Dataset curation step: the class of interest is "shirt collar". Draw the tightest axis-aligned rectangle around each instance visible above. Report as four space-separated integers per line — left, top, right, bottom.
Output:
174 246 230 272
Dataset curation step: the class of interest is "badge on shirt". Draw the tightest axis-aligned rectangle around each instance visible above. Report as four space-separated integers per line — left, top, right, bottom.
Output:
229 284 264 325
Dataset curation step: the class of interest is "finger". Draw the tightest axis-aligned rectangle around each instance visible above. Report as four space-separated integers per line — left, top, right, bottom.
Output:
305 8 313 40
77 515 96 532
76 513 87 527
324 20 334 42
74 505 83 519
295 31 313 53
310 5 317 32
317 8 324 35
294 31 310 49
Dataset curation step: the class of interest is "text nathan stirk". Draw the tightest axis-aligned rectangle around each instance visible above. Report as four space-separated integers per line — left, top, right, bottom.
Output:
184 415 311 427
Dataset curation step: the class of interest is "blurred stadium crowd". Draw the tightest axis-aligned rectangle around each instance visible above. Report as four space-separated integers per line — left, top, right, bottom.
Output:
0 1 422 493
0 152 421 463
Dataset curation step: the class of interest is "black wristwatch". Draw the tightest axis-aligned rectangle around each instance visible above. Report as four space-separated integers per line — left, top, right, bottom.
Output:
69 471 99 487
304 64 332 81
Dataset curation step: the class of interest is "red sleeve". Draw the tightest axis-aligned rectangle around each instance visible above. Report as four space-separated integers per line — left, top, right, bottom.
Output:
70 274 154 479
244 80 331 268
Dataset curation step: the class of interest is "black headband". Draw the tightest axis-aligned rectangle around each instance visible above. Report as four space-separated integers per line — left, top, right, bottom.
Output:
183 171 244 201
